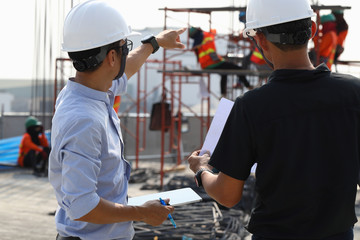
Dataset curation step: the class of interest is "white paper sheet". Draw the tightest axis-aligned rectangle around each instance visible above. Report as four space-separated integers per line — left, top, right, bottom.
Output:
200 97 257 173
200 98 234 156
128 187 202 206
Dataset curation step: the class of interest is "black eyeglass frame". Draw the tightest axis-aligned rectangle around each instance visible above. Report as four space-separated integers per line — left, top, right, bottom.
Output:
71 39 133 72
108 39 133 54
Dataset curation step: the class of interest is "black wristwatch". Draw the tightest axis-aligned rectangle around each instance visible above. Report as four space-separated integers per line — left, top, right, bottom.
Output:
194 168 213 188
141 34 159 54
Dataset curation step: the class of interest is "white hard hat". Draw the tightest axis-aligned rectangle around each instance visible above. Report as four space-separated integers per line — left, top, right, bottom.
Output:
62 0 140 52
243 0 316 38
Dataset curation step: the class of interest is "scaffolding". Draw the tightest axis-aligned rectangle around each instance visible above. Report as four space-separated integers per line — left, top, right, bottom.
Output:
154 6 268 187
53 4 353 189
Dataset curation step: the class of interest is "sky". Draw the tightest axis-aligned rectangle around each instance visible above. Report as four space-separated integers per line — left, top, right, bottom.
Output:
0 0 359 81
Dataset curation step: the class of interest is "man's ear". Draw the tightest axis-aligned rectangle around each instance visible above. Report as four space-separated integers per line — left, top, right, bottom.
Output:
255 32 269 51
106 50 116 67
310 20 317 39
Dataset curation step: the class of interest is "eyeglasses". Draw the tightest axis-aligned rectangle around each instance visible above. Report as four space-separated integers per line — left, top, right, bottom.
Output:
108 39 133 53
124 39 133 51
117 39 133 51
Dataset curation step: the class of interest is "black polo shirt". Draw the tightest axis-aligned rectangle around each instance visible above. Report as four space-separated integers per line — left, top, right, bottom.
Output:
209 64 360 239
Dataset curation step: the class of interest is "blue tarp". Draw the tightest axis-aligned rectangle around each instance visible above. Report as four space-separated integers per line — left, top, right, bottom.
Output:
0 131 51 166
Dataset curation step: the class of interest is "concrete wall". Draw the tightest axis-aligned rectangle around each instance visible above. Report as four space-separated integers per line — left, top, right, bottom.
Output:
0 113 53 139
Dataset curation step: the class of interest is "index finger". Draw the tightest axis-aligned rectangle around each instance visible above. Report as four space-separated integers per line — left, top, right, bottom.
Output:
176 27 187 35
167 205 174 214
162 198 171 205
162 198 174 213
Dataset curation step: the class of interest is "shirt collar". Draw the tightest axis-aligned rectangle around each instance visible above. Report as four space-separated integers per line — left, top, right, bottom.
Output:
67 78 110 105
268 63 330 83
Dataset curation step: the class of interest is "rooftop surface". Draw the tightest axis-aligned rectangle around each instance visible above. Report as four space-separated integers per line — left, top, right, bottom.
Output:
1 166 360 239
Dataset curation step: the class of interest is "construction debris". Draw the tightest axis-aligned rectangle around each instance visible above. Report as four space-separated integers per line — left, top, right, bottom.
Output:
133 201 250 240
132 173 257 239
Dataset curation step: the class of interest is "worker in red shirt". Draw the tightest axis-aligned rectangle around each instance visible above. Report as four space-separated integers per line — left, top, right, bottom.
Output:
313 14 338 70
18 116 49 176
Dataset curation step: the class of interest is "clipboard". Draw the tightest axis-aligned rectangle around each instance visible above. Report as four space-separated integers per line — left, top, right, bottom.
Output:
128 187 202 206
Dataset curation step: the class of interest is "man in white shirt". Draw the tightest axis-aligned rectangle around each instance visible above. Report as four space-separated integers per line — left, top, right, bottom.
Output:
49 1 186 239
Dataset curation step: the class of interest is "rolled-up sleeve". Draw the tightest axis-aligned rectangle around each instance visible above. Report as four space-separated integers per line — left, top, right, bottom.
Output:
58 117 102 220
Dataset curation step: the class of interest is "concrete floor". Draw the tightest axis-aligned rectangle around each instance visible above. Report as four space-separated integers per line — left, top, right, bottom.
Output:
1 166 360 240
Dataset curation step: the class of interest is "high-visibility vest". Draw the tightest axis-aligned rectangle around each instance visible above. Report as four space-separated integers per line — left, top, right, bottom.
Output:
315 31 337 70
113 96 121 113
250 48 266 65
197 31 224 69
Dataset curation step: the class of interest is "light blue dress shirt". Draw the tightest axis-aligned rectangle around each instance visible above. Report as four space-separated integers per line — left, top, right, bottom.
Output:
49 75 133 240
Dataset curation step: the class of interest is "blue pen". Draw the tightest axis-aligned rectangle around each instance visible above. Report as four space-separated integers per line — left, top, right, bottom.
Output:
159 198 177 228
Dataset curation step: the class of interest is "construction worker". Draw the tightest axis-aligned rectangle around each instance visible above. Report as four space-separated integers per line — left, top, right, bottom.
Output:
313 14 338 70
48 1 185 239
332 9 349 63
18 116 49 176
189 27 253 98
188 0 360 239
228 37 265 68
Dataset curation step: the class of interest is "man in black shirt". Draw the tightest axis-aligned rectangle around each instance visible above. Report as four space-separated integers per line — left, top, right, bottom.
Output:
187 0 360 239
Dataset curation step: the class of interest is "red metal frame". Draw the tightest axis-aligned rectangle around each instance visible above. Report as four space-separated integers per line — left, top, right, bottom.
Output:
53 4 354 190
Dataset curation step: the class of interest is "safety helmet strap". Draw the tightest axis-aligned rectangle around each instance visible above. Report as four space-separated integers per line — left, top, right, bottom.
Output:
115 43 129 79
245 32 274 70
72 46 109 72
260 28 311 45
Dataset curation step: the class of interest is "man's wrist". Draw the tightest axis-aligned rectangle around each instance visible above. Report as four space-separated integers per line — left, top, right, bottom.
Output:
141 35 159 54
194 168 213 188
133 205 146 222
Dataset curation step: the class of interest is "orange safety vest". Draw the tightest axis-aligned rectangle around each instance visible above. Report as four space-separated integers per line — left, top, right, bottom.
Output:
250 48 266 65
18 133 49 167
315 31 337 69
113 96 121 113
197 31 224 69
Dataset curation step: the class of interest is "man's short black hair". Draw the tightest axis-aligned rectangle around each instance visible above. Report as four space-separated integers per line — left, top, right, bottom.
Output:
260 18 312 51
68 40 121 72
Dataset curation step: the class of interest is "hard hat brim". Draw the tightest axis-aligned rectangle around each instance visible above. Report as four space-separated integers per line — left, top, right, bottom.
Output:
62 31 141 52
